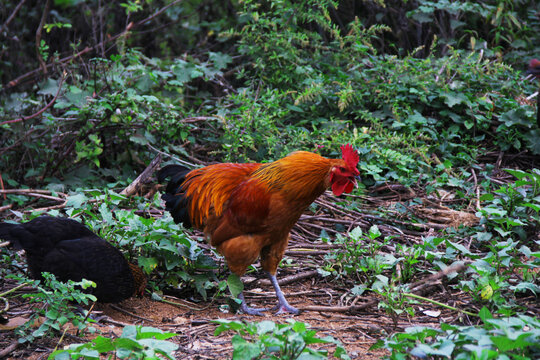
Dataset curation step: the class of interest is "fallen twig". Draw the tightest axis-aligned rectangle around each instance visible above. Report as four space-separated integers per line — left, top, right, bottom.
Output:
0 189 68 213
0 173 5 200
403 292 477 317
259 270 319 286
408 261 470 294
0 341 18 359
120 154 162 196
301 261 470 314
109 304 155 323
301 299 379 313
159 295 206 311
52 325 70 353
0 283 30 298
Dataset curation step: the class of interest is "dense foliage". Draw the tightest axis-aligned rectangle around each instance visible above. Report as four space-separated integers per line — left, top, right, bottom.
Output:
0 0 539 359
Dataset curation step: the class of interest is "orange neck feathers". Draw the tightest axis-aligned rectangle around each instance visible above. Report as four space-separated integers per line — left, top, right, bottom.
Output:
254 151 338 200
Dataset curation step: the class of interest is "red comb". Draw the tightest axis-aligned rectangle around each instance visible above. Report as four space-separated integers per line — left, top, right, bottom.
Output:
529 59 540 69
340 144 359 170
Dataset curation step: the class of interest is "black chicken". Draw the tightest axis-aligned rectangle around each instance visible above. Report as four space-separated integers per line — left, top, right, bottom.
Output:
0 216 145 303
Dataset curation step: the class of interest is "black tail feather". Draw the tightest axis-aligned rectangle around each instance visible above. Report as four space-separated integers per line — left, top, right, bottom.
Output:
157 165 193 228
0 222 23 249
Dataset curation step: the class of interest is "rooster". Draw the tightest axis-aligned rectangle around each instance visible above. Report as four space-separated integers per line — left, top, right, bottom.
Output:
0 216 146 303
157 144 360 315
527 58 540 127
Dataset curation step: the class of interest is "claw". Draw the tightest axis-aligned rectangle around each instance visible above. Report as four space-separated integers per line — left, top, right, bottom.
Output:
238 293 267 316
274 303 300 315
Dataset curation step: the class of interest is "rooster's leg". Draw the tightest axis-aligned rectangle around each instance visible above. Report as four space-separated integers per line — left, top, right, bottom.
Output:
267 272 300 315
238 293 266 316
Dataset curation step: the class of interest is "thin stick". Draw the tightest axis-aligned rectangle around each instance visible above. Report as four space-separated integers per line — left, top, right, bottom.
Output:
403 292 477 317
0 0 27 34
35 0 51 74
471 168 481 211
0 282 29 298
158 297 205 311
147 144 198 168
0 75 66 126
302 299 378 313
301 262 469 314
259 270 319 286
408 261 469 293
120 154 162 196
0 189 66 203
0 173 5 200
53 325 70 352
0 342 18 359
76 301 96 337
108 304 155 322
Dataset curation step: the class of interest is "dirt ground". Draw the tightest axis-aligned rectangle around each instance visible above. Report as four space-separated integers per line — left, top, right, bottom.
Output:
1 263 474 360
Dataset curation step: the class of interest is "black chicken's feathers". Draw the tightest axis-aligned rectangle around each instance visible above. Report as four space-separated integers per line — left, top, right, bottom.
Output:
0 216 95 251
157 165 192 227
0 216 138 303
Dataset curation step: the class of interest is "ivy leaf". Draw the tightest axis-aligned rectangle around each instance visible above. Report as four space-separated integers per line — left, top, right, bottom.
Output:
227 274 244 298
209 51 232 70
441 92 467 107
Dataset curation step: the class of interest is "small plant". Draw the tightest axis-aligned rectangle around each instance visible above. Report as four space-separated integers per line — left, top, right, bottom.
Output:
49 325 178 359
213 319 350 360
478 169 540 240
373 308 540 360
11 273 97 343
321 225 394 283
372 276 415 326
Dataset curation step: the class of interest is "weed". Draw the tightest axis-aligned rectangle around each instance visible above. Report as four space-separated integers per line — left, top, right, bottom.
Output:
49 325 178 359
213 319 350 360
11 273 96 344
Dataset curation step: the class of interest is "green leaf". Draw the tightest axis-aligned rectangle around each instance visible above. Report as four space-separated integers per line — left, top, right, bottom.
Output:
442 92 468 108
209 52 232 70
231 335 262 360
227 274 244 298
65 194 88 208
478 307 493 322
256 320 276 334
38 78 60 96
445 240 472 255
90 336 115 353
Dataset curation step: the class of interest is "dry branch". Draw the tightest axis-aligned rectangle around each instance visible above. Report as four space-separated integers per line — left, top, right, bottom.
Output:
120 154 162 196
0 189 67 213
0 75 66 126
300 261 470 314
259 270 319 286
408 261 470 294
0 341 18 359
0 0 27 34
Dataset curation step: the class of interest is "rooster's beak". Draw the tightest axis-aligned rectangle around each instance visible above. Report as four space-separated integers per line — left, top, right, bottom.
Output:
354 175 361 188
